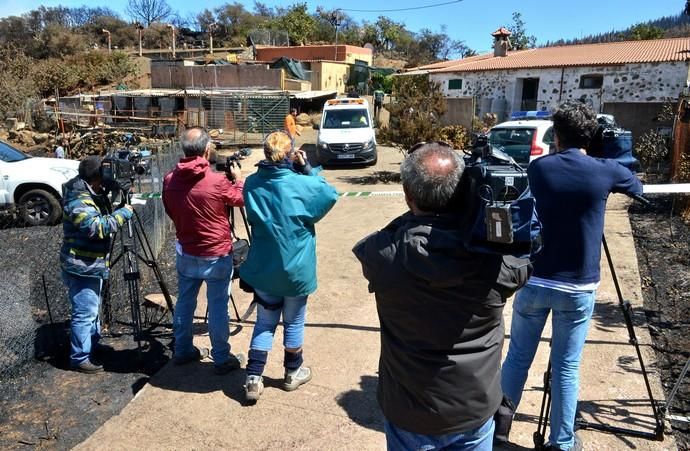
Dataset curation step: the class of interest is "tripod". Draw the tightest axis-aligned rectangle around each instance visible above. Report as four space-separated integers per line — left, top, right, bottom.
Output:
533 235 664 449
106 191 175 355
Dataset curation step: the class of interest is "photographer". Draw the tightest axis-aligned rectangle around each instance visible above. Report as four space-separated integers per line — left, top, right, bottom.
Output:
162 127 245 374
61 156 133 373
500 102 643 451
352 144 531 451
240 131 337 402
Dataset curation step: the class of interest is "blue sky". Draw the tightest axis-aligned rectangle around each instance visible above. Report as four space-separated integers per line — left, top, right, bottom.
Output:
0 0 684 53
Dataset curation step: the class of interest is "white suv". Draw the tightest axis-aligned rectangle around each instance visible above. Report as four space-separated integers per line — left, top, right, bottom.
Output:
488 119 554 166
0 140 79 226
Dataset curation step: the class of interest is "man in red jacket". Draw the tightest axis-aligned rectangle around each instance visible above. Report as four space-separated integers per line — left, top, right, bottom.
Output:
163 127 245 374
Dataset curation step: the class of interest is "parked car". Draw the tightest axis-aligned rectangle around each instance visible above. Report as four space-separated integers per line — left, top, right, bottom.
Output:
488 112 640 172
488 118 555 166
314 97 377 166
0 140 79 226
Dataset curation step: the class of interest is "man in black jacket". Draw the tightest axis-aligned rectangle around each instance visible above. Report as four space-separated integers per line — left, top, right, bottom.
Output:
353 143 531 450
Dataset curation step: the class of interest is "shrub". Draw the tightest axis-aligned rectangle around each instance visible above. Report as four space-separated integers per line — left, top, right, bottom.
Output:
634 130 669 173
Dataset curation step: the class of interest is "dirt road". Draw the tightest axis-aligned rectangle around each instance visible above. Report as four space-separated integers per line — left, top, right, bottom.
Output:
76 134 677 450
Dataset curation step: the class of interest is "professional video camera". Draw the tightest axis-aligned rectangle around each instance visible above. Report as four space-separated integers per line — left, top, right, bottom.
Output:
215 148 252 172
101 147 151 195
588 116 641 172
458 134 542 259
101 152 135 193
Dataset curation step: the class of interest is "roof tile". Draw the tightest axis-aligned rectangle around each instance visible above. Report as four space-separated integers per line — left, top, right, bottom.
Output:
424 37 690 73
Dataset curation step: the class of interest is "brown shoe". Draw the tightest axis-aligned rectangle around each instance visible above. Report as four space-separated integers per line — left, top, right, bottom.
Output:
72 359 103 374
173 346 209 365
214 353 246 375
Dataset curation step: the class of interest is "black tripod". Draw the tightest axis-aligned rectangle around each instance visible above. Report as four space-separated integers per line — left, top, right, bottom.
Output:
106 190 175 355
533 235 664 449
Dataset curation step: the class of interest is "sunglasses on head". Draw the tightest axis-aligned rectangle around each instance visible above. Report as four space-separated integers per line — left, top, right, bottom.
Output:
408 140 454 154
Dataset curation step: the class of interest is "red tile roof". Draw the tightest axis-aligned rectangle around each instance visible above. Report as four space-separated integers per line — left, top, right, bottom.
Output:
419 37 690 73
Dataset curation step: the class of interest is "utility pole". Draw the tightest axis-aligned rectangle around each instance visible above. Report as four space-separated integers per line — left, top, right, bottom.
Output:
102 29 111 53
330 10 342 61
209 22 217 55
166 24 176 59
135 23 144 57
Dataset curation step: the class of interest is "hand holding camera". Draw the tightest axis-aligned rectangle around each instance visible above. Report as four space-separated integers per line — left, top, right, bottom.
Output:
291 148 307 166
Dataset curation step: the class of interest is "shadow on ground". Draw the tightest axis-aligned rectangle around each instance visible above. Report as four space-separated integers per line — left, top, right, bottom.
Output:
336 375 384 432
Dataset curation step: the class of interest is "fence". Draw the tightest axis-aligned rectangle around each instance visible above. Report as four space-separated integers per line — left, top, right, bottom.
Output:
0 142 180 383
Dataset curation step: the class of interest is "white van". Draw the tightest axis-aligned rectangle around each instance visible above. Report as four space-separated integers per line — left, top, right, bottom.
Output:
314 98 377 166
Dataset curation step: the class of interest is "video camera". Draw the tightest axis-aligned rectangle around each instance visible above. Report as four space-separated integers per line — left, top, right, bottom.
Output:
459 134 541 259
215 148 252 172
101 148 151 194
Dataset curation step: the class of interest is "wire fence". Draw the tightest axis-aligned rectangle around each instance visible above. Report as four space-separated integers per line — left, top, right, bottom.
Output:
0 142 180 383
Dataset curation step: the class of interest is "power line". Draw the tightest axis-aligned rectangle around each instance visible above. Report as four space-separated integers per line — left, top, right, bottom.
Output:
339 0 463 13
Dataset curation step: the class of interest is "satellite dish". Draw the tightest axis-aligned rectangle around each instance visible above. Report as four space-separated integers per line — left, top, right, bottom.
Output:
364 43 374 51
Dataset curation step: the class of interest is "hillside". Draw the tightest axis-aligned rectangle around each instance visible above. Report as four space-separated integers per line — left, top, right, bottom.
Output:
544 10 690 46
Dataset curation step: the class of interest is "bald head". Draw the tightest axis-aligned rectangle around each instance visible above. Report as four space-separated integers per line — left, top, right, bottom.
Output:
400 144 465 214
180 127 211 157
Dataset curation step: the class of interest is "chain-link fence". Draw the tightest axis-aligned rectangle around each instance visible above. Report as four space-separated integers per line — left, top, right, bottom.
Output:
0 142 180 383
248 29 290 47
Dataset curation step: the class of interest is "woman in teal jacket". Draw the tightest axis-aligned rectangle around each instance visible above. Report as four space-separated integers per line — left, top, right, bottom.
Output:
241 131 338 402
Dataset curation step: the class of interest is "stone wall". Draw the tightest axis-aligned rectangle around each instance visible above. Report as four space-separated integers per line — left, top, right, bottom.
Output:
430 61 689 121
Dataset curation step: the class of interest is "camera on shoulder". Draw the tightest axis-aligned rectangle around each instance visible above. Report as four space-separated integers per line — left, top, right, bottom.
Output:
458 134 541 259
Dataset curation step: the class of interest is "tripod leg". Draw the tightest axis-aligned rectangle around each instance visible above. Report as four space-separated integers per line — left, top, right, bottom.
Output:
230 293 241 323
534 357 552 450
132 210 175 314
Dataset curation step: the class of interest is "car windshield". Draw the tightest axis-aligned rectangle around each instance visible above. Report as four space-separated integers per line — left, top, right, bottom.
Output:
0 141 29 162
323 109 370 129
488 128 535 165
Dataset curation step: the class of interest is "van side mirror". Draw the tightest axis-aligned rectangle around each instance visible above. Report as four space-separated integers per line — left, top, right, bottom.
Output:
313 123 320 130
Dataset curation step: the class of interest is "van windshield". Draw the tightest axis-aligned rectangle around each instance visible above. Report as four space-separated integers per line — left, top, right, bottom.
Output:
323 109 370 129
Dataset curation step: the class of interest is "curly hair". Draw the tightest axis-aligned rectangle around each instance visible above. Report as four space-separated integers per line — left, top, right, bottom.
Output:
263 131 292 162
552 101 598 151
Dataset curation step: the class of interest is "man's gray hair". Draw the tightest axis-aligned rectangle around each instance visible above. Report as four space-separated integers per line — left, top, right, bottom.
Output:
180 127 211 157
400 144 465 212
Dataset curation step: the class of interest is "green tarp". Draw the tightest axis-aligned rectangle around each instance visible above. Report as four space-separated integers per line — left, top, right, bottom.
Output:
269 57 311 81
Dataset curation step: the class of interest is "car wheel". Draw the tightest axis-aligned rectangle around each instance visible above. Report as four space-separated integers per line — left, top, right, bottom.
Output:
18 189 62 226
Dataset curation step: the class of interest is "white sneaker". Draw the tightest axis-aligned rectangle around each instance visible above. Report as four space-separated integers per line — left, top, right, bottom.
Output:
283 366 312 391
245 375 264 402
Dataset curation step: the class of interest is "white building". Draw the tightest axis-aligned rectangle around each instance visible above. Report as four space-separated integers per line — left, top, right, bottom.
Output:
410 32 689 137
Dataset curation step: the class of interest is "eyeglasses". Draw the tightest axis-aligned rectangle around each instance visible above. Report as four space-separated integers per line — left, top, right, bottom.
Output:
408 140 454 154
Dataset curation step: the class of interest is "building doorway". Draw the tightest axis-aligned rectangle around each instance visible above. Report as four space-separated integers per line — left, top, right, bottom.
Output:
520 78 540 111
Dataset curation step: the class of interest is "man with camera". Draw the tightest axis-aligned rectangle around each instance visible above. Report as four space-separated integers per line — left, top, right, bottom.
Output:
500 102 643 451
353 143 531 450
163 127 245 374
61 156 134 373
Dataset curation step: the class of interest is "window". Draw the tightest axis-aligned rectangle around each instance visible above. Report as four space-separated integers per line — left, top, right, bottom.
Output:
543 127 554 146
0 141 29 162
448 79 463 90
580 75 603 89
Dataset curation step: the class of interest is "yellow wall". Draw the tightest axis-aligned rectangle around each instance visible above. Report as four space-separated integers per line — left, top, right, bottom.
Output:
344 51 372 65
311 62 350 94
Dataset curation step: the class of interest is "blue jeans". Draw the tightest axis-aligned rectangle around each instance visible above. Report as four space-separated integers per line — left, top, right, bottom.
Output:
501 284 596 450
174 253 233 366
249 288 308 351
63 272 102 367
384 417 494 451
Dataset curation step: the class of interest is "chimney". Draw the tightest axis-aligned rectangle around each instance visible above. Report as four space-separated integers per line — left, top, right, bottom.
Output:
491 27 512 57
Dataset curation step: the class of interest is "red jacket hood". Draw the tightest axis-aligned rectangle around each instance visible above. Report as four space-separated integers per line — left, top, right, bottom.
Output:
174 156 209 181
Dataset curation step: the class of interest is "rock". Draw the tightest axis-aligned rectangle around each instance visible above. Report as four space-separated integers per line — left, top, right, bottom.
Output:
296 113 311 126
5 118 17 131
0 130 9 141
32 133 50 144
18 131 35 147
